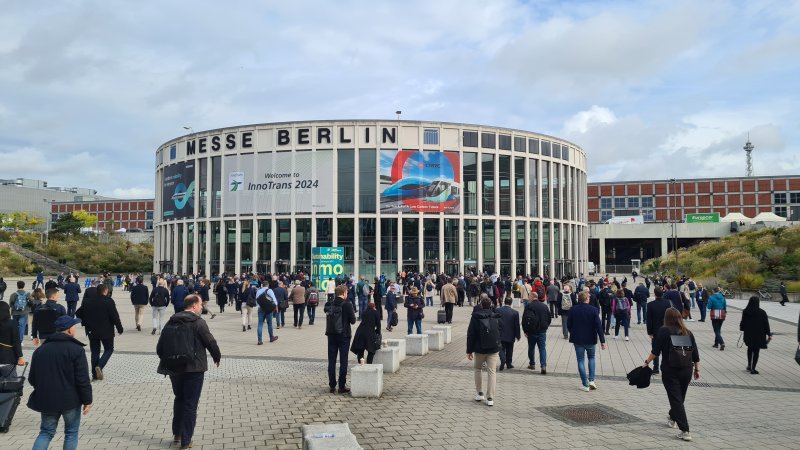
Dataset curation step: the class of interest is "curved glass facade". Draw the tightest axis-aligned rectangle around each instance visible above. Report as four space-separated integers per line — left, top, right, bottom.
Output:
154 121 589 279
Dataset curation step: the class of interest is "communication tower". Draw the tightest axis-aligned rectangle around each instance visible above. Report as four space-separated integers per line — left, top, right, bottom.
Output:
743 136 754 177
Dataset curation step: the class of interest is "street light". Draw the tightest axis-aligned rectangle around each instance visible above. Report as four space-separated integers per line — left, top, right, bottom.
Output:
395 111 402 120
669 178 678 270
183 126 194 134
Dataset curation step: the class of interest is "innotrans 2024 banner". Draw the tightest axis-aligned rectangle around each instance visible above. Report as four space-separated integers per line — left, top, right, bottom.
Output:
162 161 195 220
379 150 460 213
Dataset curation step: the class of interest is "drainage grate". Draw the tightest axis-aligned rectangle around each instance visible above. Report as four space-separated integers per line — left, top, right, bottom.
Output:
536 403 641 427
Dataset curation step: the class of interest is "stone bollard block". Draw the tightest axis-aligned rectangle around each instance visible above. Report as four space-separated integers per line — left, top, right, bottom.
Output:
406 334 429 356
424 330 445 350
431 325 452 344
385 338 407 361
373 347 400 373
302 422 362 450
351 364 383 398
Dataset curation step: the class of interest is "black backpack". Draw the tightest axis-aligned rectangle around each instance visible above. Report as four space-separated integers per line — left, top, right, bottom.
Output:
325 301 344 335
158 321 196 370
256 290 276 312
478 313 500 349
151 289 169 307
600 289 614 308
669 333 694 368
521 308 538 335
245 287 257 307
35 303 60 336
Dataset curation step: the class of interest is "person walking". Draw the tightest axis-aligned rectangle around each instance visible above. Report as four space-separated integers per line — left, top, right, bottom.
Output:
373 277 384 320
0 277 6 302
305 282 320 325
558 285 577 339
646 286 671 375
384 284 398 332
779 282 788 306
325 285 357 394
496 297 520 371
32 288 67 346
291 280 306 329
255 281 278 344
567 291 607 391
350 302 381 364
76 285 123 381
8 281 31 346
634 282 649 325
404 286 425 335
28 315 92 450
612 289 632 341
0 301 25 375
273 280 289 329
695 284 710 322
521 292 550 374
708 287 727 351
546 280 560 319
240 282 257 332
642 308 700 442
149 278 171 335
157 294 221 450
466 297 502 406
130 276 149 332
441 279 457 324
424 278 435 307
172 280 188 315
739 296 772 374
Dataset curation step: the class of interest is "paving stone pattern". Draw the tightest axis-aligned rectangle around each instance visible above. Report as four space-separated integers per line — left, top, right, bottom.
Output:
5 283 800 449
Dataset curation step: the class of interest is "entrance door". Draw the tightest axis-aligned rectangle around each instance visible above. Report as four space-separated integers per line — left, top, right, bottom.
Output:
256 260 271 274
424 261 439 276
445 262 459 276
159 261 173 274
275 261 289 274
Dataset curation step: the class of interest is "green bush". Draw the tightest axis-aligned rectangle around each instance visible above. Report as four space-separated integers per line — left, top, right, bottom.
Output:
10 233 153 274
736 273 764 290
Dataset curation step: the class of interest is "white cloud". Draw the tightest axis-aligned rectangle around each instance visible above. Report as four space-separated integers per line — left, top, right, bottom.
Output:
564 106 617 134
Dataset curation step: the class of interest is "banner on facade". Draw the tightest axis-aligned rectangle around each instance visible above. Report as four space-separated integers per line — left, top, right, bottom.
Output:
311 247 345 286
686 213 720 223
162 161 195 220
379 150 460 213
222 151 334 214
605 215 643 224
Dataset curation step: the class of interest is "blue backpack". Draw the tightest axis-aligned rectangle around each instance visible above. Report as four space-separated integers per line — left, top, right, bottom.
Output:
14 291 28 312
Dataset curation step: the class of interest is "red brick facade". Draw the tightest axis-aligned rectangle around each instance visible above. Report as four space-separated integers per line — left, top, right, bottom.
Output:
51 199 155 231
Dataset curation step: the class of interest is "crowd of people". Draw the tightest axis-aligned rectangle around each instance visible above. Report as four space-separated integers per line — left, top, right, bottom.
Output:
0 268 797 447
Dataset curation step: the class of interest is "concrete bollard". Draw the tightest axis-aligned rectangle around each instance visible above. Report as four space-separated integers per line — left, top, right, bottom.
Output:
385 338 407 361
431 325 452 344
406 334 429 356
424 330 445 350
302 423 362 450
351 364 384 398
373 347 400 373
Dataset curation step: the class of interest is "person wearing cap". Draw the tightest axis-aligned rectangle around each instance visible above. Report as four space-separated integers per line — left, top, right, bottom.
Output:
28 315 92 450
404 285 425 335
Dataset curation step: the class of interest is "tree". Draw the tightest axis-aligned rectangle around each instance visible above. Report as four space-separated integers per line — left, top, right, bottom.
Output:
72 210 98 228
51 213 86 235
0 211 45 230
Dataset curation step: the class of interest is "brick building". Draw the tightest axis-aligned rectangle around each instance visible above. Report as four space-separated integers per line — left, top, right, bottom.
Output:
52 199 155 232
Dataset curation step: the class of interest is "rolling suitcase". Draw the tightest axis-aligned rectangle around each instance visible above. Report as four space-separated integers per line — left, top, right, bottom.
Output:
437 308 446 324
0 363 27 434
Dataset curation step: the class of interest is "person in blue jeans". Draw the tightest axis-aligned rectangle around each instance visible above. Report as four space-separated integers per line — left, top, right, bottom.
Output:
404 287 424 335
521 292 551 374
255 281 278 344
325 285 357 393
28 316 93 450
567 291 607 391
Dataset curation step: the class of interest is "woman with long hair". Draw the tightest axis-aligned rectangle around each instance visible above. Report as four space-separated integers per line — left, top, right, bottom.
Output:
642 308 700 442
0 301 25 376
739 296 772 374
351 302 381 364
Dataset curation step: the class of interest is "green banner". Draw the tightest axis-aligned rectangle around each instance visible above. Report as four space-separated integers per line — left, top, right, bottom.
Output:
311 247 345 285
686 213 720 223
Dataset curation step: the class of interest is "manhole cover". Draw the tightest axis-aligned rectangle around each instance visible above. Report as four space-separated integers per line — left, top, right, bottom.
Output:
536 403 640 426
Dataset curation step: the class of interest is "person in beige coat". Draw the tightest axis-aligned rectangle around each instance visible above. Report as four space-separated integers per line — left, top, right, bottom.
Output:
441 279 458 324
290 281 306 328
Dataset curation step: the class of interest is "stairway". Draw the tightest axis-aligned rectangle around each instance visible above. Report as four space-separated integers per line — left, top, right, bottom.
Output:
0 242 80 275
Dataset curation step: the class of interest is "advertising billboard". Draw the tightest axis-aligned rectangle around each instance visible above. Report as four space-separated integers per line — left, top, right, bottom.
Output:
686 213 720 223
162 161 195 220
379 150 460 213
222 151 334 214
311 247 344 286
605 215 644 224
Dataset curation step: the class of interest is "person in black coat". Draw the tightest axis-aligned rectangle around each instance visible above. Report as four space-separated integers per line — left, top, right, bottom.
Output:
130 277 149 332
739 296 772 374
325 285 357 394
28 315 92 449
496 297 520 371
0 301 25 373
467 297 503 406
646 287 671 375
384 286 398 332
350 302 381 363
75 284 123 381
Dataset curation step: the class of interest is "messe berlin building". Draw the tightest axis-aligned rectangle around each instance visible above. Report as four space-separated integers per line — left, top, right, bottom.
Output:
153 120 589 279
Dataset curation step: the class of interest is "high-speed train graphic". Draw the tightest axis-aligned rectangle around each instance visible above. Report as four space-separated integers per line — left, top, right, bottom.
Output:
381 177 460 203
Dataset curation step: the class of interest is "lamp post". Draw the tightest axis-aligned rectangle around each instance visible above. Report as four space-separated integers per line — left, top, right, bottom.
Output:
183 126 194 134
669 179 678 270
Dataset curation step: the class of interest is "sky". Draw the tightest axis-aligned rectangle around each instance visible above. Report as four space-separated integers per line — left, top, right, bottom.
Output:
1 0 798 198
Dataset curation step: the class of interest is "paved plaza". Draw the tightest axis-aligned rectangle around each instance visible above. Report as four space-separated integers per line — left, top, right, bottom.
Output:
4 280 800 449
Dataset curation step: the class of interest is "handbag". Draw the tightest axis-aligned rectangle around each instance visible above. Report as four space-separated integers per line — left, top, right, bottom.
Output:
709 309 726 320
0 363 27 393
795 345 800 367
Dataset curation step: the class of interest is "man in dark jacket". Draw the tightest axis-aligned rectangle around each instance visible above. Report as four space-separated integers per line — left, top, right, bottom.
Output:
546 281 560 319
28 315 92 449
76 284 123 381
496 297 520 371
325 285 357 394
646 287 671 374
130 276 149 331
32 288 67 345
567 291 607 391
467 297 502 406
172 280 189 313
63 277 81 317
157 294 221 450
663 284 684 313
522 292 551 374
634 282 650 325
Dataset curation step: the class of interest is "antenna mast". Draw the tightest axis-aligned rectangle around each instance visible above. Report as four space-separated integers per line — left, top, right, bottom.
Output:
743 135 754 177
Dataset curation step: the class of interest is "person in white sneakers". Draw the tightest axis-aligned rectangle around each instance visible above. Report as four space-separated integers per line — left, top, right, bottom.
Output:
466 297 502 406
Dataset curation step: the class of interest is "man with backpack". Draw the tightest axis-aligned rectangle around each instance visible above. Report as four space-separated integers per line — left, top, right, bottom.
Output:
356 277 371 320
634 281 650 325
305 282 319 326
558 285 576 339
255 281 278 345
546 280 560 319
9 281 31 345
157 294 221 450
242 282 258 332
273 280 289 329
325 284 356 394
32 288 67 345
599 283 615 335
466 297 502 406
522 291 551 373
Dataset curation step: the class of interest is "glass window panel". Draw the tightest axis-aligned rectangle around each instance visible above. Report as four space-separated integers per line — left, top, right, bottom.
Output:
790 192 800 203
643 210 654 222
197 222 206 265
514 136 526 152
516 221 526 266
483 219 495 261
177 225 183 274
498 155 511 216
541 141 551 157
553 224 561 260
316 218 332 248
359 218 376 280
552 163 560 219
562 147 570 161
423 218 439 261
529 222 539 276
774 206 787 217
528 138 539 154
514 157 525 216
774 193 786 204
528 159 538 217
600 197 612 209
295 218 311 264
499 220 511 262
224 220 236 273
542 223 550 260
380 218 398 270
240 220 252 264
628 197 639 208
482 154 495 215
641 197 653 208
258 219 272 267
463 131 478 147
423 129 439 145
614 198 626 208
464 219 478 272
337 218 354 274
552 144 561 159
601 210 613 221
463 152 478 215
402 218 419 264
541 161 550 218
210 221 220 264
481 132 496 149
359 149 376 212
187 223 194 271
498 134 511 150
338 149 355 213
211 156 221 217
444 218 459 261
199 158 208 217
276 219 291 261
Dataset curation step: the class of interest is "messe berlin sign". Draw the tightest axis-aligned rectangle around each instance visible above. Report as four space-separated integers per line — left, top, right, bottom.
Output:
311 247 344 285
686 213 720 223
